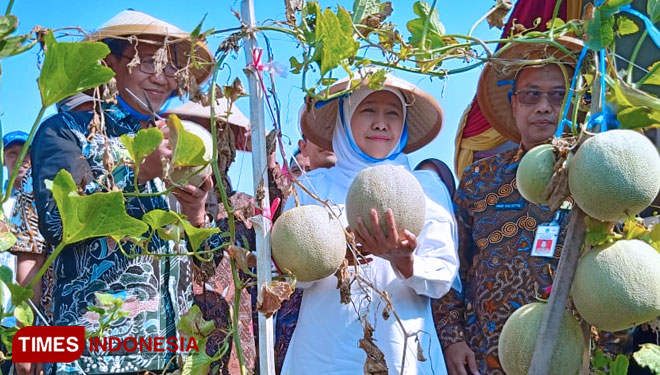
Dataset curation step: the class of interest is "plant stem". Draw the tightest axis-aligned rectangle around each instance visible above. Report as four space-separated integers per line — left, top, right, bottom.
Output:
626 30 648 84
2 105 46 204
27 240 65 291
230 259 248 375
549 0 564 36
419 0 438 50
468 4 498 38
4 0 14 16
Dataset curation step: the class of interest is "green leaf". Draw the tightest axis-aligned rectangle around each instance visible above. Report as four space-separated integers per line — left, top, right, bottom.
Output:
546 18 566 29
0 15 18 39
167 114 209 167
586 8 615 51
0 231 16 252
49 169 149 244
95 292 124 308
119 128 163 167
181 220 219 252
613 77 660 112
190 13 208 40
617 105 660 129
0 266 12 284
591 349 610 369
616 16 639 36
314 6 360 76
14 302 33 326
601 0 632 17
178 305 216 338
648 0 660 23
584 217 620 245
352 0 382 24
142 209 179 230
0 33 36 58
610 354 630 375
623 217 651 239
633 343 660 374
181 349 218 375
407 1 446 59
86 306 106 315
289 56 303 74
38 31 115 107
367 69 387 91
644 62 660 86
6 282 33 307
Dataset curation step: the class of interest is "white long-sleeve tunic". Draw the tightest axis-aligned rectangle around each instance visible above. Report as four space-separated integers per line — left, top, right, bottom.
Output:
280 168 458 375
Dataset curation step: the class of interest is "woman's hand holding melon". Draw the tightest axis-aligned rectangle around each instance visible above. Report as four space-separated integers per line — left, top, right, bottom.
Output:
352 208 417 278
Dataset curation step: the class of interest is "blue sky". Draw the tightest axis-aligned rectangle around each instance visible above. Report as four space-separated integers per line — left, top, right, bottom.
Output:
0 0 505 194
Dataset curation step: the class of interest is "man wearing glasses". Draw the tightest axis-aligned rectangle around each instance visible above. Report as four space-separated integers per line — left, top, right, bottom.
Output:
432 37 630 375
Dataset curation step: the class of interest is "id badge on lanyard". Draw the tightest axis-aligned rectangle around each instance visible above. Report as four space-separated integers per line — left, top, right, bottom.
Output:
531 210 563 258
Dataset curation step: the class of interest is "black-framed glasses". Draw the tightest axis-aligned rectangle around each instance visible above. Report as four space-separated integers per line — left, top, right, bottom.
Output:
120 54 179 78
514 89 566 107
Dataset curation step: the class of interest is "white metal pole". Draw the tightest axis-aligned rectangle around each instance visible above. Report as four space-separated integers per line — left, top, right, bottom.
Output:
240 1 275 374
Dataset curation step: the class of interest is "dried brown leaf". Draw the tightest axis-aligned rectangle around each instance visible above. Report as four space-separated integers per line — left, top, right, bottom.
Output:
227 245 255 273
359 319 389 375
102 77 118 104
284 0 304 25
335 259 351 305
544 137 577 211
416 338 427 362
257 280 294 318
487 0 513 29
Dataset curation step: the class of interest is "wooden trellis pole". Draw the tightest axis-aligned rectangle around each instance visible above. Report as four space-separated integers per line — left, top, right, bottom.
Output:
241 0 276 374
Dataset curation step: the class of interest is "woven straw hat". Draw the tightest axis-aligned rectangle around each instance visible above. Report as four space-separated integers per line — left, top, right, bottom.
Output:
167 99 252 151
300 73 444 153
87 10 213 84
477 36 584 143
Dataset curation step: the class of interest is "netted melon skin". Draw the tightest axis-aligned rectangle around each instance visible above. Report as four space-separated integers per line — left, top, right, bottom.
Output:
346 165 426 237
271 205 346 282
571 239 660 332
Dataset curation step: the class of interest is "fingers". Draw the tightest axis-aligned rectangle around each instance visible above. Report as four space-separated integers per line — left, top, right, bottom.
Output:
369 209 388 245
356 216 377 251
400 229 418 250
466 350 480 375
384 209 399 243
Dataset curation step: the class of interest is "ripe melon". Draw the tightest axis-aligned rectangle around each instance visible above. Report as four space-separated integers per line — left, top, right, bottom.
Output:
346 165 426 238
498 302 584 375
568 129 660 221
168 120 213 187
571 239 660 332
271 205 346 282
516 144 557 206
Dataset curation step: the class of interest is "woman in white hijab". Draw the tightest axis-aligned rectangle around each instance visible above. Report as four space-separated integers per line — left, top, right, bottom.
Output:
281 73 458 375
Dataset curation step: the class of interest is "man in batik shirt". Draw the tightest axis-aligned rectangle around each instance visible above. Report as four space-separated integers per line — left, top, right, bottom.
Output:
433 37 630 375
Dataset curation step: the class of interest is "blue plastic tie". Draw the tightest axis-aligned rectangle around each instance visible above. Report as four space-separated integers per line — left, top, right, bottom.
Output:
556 45 589 137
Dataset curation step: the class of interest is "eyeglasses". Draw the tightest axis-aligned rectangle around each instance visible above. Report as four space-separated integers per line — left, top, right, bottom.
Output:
514 89 566 107
120 54 179 78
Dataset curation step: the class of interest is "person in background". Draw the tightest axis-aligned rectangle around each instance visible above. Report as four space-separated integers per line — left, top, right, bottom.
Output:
288 149 309 178
415 158 456 199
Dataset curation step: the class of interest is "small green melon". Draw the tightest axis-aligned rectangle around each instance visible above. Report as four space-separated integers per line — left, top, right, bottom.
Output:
517 144 557 206
346 165 426 238
498 302 584 375
271 205 346 282
568 130 660 221
571 239 660 332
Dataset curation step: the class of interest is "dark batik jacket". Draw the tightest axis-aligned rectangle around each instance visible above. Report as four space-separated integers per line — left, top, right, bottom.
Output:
31 103 223 374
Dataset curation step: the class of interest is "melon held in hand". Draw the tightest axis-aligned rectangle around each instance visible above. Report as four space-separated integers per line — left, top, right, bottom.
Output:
271 205 347 282
346 165 426 238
